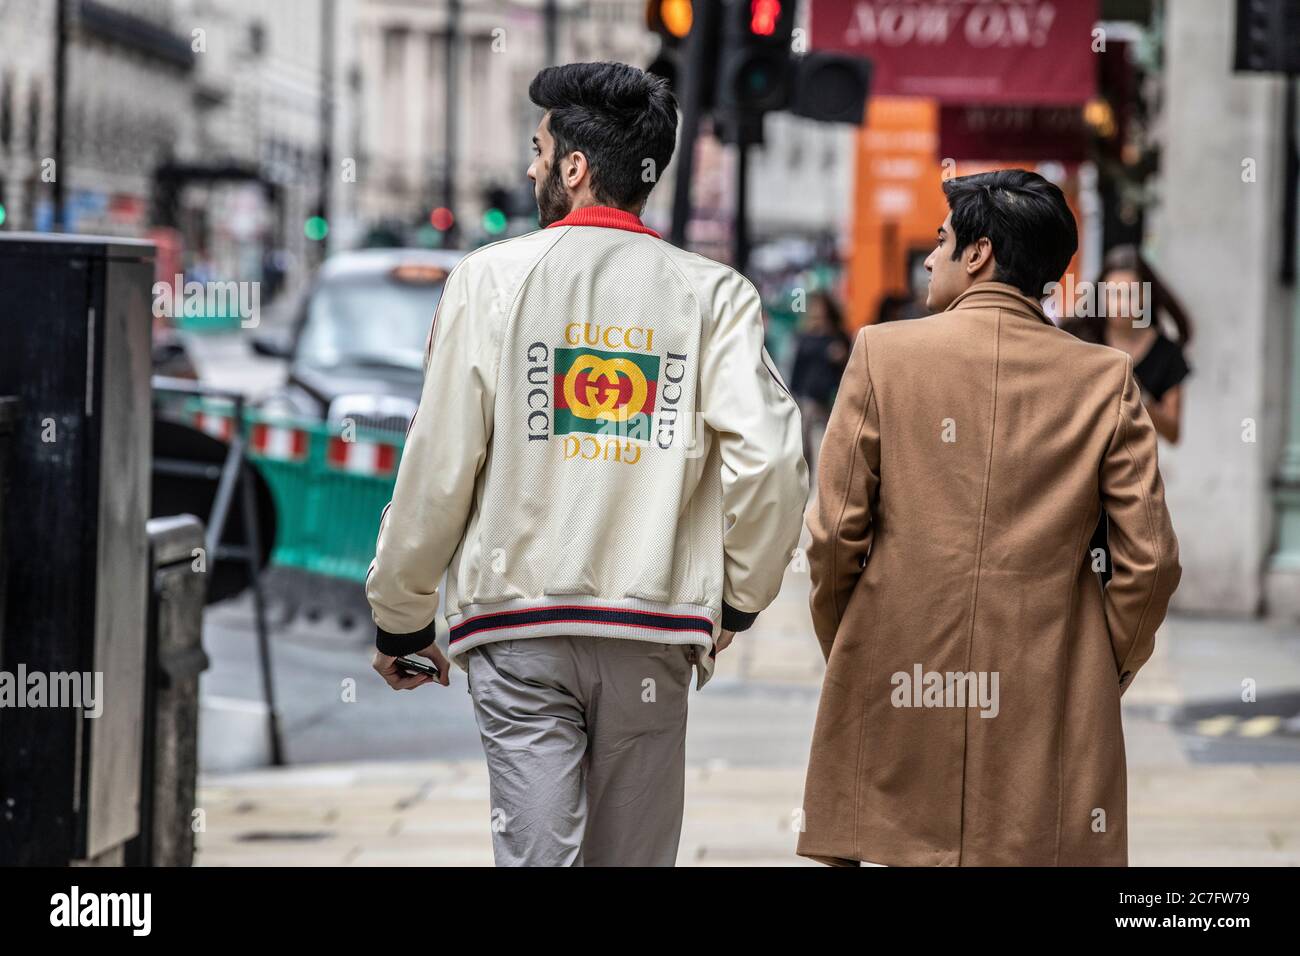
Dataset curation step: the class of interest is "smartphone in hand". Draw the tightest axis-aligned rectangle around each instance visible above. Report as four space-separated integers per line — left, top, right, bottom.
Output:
394 656 441 681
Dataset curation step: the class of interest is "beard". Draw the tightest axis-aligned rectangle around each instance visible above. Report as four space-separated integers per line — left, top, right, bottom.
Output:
535 160 572 227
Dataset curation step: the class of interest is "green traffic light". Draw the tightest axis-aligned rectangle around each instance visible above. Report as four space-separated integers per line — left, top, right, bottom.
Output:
305 216 329 240
0 203 7 227
483 208 508 235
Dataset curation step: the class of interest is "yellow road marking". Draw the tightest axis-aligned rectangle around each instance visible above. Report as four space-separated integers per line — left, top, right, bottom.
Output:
1195 716 1238 737
1238 715 1283 738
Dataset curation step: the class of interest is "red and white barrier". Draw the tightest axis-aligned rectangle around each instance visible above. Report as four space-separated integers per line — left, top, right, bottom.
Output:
193 411 235 442
326 437 397 476
250 423 309 461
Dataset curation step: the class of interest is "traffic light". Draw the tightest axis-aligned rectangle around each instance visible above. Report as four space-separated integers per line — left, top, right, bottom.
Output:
1234 0 1300 74
789 52 873 125
482 185 511 236
649 0 875 256
647 0 713 107
646 0 694 41
715 0 796 118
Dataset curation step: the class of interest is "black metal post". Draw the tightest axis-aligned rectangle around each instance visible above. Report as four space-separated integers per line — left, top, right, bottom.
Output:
1282 77 1297 287
733 138 750 276
544 0 558 66
151 377 285 766
318 0 336 262
52 0 68 231
239 450 284 767
669 0 720 247
444 0 461 246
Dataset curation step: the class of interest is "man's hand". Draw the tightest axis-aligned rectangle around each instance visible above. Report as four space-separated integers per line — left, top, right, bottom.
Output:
372 642 452 690
715 629 736 654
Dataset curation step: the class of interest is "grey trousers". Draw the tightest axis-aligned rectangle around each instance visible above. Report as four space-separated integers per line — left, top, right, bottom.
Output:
466 635 693 867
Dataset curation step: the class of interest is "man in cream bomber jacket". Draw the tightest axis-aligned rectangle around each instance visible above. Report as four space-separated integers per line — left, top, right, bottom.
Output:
366 62 808 866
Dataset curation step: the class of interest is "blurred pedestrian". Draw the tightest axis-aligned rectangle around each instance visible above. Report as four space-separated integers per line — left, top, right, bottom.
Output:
367 62 807 867
799 169 1181 867
1062 246 1193 585
789 290 851 471
1062 245 1193 444
874 293 911 324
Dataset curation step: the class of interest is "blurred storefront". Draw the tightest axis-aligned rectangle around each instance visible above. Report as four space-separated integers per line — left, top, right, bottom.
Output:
40 1 196 239
347 0 659 249
0 0 337 303
0 0 58 233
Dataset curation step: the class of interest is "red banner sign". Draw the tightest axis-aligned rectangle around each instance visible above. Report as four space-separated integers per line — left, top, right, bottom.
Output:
810 0 1098 105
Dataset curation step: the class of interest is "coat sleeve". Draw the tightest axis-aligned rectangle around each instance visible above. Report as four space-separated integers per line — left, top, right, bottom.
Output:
1099 356 1182 695
366 263 494 655
699 273 809 632
806 328 878 662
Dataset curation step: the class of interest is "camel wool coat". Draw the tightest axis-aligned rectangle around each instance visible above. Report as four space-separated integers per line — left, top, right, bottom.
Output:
798 282 1181 867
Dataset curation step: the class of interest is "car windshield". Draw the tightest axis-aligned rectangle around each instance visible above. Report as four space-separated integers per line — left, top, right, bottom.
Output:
296 274 444 373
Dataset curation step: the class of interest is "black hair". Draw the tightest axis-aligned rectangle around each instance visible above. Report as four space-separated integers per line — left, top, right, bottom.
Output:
941 169 1078 298
529 62 678 211
811 290 850 343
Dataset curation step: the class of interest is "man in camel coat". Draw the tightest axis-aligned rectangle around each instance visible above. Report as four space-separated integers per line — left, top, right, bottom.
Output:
799 169 1181 866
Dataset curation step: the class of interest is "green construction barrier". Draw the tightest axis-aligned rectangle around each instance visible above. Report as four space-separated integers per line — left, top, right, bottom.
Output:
178 397 404 583
172 308 244 334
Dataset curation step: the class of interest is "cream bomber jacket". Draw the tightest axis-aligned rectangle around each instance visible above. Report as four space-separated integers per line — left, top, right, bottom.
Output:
366 206 809 688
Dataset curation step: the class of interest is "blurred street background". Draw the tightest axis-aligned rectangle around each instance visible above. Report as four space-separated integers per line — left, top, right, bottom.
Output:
1 0 1299 866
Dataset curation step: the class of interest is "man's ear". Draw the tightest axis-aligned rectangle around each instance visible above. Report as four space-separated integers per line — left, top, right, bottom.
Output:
563 150 590 190
966 237 994 276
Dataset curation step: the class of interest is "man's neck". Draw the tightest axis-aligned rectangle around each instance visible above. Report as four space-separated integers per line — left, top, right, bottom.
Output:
965 275 1009 294
567 197 641 217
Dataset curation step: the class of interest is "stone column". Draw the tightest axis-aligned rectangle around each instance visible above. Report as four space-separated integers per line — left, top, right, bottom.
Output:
1152 0 1296 615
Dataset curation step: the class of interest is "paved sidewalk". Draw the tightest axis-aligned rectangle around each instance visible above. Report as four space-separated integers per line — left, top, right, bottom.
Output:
195 749 1300 866
196 566 1300 866
197 760 821 866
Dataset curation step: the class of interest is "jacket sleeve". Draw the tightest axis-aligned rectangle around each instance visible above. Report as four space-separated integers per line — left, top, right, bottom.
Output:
699 273 809 632
1100 356 1182 695
366 263 494 655
806 328 878 661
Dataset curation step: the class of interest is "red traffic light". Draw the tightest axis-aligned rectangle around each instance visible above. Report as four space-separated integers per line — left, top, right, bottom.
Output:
750 0 781 36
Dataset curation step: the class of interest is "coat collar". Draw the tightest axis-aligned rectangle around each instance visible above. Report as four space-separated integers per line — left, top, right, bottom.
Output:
545 204 661 239
944 281 1054 326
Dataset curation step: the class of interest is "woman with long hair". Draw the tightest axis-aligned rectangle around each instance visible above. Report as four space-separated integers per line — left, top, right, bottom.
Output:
1064 245 1193 587
1063 245 1193 443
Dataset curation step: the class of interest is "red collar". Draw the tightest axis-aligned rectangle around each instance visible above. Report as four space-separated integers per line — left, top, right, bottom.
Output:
545 205 661 239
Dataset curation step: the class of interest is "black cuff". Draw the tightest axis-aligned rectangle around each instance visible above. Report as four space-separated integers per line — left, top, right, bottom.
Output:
721 601 759 632
375 619 439 657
